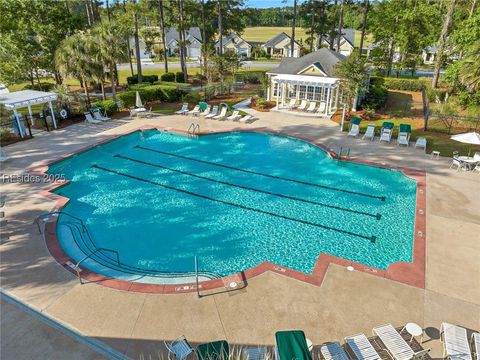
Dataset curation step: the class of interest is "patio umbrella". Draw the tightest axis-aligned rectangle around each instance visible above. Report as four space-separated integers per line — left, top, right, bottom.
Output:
450 132 480 155
135 91 143 108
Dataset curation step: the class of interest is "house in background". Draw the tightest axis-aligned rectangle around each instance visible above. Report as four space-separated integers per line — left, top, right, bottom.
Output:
262 32 301 58
128 27 202 60
266 48 346 117
321 29 355 57
421 45 437 65
164 27 202 59
215 32 252 58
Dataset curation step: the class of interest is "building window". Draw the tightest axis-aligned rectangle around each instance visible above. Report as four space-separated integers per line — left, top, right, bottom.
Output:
307 86 315 100
288 85 297 98
299 85 306 99
314 86 322 101
273 82 279 97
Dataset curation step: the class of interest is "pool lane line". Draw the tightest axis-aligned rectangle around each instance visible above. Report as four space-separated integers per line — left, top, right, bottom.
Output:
92 164 377 243
135 145 386 202
115 154 382 220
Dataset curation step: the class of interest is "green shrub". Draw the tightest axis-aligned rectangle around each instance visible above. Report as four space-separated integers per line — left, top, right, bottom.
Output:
117 85 183 108
426 88 449 103
383 78 425 91
265 53 272 60
0 127 12 142
182 91 201 104
369 76 385 86
23 82 55 91
175 72 185 83
126 74 159 85
235 72 264 84
161 72 175 82
362 84 388 109
95 100 118 116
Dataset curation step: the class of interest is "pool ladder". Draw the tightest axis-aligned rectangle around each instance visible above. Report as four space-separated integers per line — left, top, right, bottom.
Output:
338 145 351 160
188 123 200 137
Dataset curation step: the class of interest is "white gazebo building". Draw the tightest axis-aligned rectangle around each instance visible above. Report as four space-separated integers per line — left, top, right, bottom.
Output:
0 89 58 138
266 49 346 117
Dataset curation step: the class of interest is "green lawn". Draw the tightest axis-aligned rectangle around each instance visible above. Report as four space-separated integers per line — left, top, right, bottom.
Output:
241 26 373 47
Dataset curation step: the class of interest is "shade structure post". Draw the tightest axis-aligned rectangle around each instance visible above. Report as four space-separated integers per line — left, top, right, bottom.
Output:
48 101 57 129
325 86 331 116
275 81 279 109
27 105 34 125
340 103 347 132
12 109 24 138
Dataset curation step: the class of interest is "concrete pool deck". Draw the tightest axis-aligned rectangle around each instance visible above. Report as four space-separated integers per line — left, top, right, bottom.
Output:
1 112 479 359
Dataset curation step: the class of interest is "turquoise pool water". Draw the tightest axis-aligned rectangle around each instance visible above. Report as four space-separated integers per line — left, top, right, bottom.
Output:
49 130 417 284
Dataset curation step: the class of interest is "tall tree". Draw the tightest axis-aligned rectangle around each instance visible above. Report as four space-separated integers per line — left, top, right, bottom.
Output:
158 0 168 73
218 1 223 55
291 0 297 56
432 0 457 88
336 0 344 52
177 0 188 81
132 0 143 83
358 0 369 57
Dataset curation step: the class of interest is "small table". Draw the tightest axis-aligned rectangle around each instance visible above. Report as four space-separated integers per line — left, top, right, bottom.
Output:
431 151 440 159
458 156 478 170
402 323 423 343
305 338 314 352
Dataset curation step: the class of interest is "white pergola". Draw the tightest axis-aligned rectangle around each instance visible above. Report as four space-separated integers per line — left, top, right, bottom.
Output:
271 74 342 116
0 90 58 138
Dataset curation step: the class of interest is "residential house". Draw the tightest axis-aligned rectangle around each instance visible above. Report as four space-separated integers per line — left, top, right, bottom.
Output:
266 48 346 117
321 28 355 57
262 32 301 58
215 32 252 58
422 45 437 65
128 27 202 60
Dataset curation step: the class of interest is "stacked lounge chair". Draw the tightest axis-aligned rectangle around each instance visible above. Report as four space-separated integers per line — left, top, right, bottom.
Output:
380 121 394 143
397 124 412 146
440 323 472 360
275 330 312 360
348 117 362 137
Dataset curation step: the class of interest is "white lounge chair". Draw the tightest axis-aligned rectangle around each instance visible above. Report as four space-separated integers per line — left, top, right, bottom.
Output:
440 323 472 360
175 103 189 115
187 105 200 115
450 154 464 171
227 111 241 121
205 105 218 119
345 333 381 360
397 132 411 146
93 110 110 121
415 137 427 149
472 332 480 360
199 104 211 116
380 128 393 143
306 101 317 112
287 98 297 109
164 336 194 360
373 324 430 360
297 100 308 111
320 342 349 360
242 347 269 360
84 112 102 124
363 125 376 141
348 124 360 137
239 115 254 123
213 106 228 120
317 102 326 114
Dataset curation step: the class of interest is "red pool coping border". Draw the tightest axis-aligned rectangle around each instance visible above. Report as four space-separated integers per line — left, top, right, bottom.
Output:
30 125 426 293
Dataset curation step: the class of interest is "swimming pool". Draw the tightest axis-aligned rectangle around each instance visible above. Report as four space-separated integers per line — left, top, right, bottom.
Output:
48 130 417 284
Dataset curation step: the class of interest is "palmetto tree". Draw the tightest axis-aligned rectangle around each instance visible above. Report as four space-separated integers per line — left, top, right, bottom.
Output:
459 41 480 92
55 32 96 107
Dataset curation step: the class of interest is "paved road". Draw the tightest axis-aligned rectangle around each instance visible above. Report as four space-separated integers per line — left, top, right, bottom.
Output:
117 61 279 71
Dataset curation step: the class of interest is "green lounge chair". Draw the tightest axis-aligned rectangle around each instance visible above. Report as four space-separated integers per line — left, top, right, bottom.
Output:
275 330 312 360
197 340 229 360
397 124 412 146
350 117 362 125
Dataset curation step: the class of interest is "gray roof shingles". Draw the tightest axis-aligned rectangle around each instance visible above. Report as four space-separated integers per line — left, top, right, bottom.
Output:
323 28 355 47
267 48 346 77
165 27 202 45
263 32 301 48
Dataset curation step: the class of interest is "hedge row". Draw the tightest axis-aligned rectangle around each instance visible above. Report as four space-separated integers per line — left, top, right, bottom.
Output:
95 100 118 116
117 85 183 108
126 74 159 85
370 76 427 91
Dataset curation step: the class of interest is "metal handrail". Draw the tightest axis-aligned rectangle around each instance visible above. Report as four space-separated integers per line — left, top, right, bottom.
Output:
34 211 87 234
75 247 121 284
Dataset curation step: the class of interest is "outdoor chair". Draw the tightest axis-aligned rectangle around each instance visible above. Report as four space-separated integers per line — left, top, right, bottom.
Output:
227 111 241 121
287 98 297 109
317 102 326 114
199 105 211 116
187 105 200 116
213 106 228 120
164 336 194 360
239 115 255 123
306 101 317 112
242 347 270 360
297 100 308 111
471 332 480 360
93 110 110 121
205 105 219 119
175 103 189 115
379 128 393 143
275 330 312 360
345 333 381 360
440 323 472 360
348 124 360 137
320 342 349 360
84 112 102 124
450 154 464 171
397 124 412 146
373 324 430 360
415 138 427 149
363 125 376 141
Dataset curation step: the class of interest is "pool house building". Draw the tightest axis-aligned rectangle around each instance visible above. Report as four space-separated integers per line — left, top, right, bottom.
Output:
266 48 346 117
